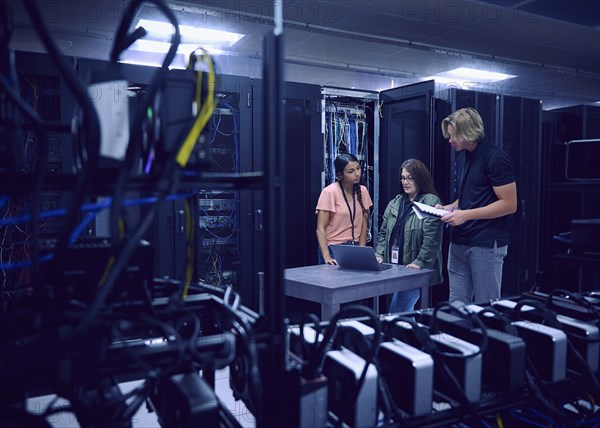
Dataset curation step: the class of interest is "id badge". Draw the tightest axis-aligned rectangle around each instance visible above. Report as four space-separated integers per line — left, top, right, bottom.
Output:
391 245 399 264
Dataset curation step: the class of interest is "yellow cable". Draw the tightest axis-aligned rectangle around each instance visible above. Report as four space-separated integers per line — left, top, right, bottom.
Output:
98 256 115 287
177 49 215 167
98 217 125 286
88 211 181 299
119 217 125 240
587 391 596 407
187 49 203 115
195 69 202 108
496 413 504 428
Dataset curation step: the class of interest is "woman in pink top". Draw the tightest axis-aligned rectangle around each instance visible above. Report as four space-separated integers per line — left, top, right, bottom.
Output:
316 153 373 264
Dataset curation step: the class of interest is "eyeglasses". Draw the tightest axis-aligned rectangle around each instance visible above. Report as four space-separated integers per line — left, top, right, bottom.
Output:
400 176 414 182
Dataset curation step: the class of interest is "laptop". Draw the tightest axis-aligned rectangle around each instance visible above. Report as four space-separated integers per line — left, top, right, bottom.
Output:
330 244 393 271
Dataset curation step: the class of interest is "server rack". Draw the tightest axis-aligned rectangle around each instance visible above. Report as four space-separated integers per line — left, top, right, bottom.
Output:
541 105 600 292
320 87 379 244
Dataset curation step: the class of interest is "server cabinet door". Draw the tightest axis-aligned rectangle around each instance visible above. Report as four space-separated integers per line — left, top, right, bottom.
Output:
283 82 323 268
250 80 322 313
501 96 542 296
379 81 439 216
379 81 452 307
441 89 499 207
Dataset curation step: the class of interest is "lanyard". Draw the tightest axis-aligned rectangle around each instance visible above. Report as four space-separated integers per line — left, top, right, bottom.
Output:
339 181 357 242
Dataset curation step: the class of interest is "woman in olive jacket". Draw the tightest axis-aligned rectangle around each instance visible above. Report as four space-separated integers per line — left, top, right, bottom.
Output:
375 159 443 313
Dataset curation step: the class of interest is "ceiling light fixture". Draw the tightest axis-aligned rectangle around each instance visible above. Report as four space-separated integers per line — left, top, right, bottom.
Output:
137 19 244 47
129 39 225 56
445 67 515 81
119 19 240 63
423 67 516 87
119 58 164 68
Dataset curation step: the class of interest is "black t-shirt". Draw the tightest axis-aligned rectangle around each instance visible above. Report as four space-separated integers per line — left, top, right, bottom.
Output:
451 140 516 248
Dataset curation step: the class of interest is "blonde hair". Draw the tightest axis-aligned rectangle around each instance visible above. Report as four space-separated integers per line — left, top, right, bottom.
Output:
441 107 485 143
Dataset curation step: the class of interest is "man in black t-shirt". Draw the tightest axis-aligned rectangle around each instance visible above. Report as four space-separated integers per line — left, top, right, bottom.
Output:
436 107 517 304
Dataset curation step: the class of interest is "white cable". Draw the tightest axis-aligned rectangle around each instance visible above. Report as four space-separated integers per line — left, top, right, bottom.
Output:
274 1 283 35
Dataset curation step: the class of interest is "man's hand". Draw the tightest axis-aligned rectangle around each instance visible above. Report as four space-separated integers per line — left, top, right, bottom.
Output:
441 209 467 227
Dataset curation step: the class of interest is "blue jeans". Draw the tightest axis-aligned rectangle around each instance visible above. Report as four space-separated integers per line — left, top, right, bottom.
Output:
389 288 420 313
447 242 508 304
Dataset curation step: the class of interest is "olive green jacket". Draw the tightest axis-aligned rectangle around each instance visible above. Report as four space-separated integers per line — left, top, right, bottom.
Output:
375 193 443 285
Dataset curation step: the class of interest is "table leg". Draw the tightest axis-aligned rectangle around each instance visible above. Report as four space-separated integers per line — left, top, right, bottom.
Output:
419 287 429 309
321 303 340 321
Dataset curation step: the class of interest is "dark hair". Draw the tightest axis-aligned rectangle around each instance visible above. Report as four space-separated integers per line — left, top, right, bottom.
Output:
334 153 359 180
399 158 439 197
333 153 368 214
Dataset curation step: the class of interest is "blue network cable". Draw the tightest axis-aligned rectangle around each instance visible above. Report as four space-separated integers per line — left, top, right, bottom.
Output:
349 117 357 155
0 195 9 209
0 193 194 270
0 193 193 226
508 409 550 428
526 406 560 427
0 253 54 271
69 210 104 243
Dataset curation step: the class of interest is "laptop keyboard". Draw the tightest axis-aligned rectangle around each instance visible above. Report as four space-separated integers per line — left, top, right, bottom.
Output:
378 263 393 271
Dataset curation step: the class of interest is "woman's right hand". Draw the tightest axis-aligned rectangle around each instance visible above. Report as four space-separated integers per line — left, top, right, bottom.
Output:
376 255 383 264
325 258 338 265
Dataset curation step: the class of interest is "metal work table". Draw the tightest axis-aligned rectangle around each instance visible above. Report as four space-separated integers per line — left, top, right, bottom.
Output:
280 264 434 320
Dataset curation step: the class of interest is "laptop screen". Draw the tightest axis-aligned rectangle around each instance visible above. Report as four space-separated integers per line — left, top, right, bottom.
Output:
330 245 392 271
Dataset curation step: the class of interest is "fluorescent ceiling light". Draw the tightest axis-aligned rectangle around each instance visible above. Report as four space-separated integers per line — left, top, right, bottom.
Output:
119 58 164 68
137 19 244 47
445 67 515 81
130 39 225 56
427 67 515 83
422 67 515 89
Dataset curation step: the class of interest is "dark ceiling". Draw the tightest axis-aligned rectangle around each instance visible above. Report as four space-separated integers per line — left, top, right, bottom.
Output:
480 0 600 28
7 0 600 110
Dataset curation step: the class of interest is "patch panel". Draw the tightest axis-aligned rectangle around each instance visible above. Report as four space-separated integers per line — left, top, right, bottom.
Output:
200 237 235 248
197 198 234 212
210 147 233 155
199 216 233 229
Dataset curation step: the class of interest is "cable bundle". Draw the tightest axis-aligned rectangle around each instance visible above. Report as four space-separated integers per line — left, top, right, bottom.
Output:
323 99 369 185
